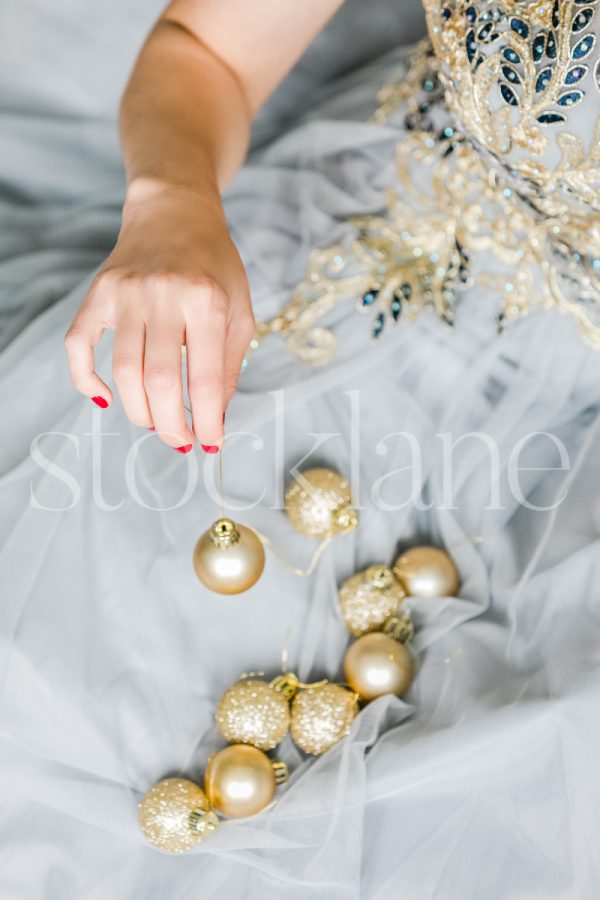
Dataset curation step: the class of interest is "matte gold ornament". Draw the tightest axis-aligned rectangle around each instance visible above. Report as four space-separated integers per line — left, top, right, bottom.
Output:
193 518 265 595
338 565 406 636
285 468 358 539
343 632 414 701
215 678 291 750
290 682 359 755
205 744 287 819
393 545 460 599
138 777 219 853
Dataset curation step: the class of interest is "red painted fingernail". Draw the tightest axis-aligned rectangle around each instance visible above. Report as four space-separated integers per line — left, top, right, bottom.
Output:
148 427 155 431
201 444 219 454
175 444 193 454
91 396 108 409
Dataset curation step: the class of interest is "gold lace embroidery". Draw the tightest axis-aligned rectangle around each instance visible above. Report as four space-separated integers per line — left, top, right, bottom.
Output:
250 5 600 366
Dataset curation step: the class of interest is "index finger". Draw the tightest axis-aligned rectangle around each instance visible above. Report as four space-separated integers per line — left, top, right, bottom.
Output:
64 302 113 408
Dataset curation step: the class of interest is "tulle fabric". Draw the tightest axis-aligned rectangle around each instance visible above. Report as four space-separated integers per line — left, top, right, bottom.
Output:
2 3 600 898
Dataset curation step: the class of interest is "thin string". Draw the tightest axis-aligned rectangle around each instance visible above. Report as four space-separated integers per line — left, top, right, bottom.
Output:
218 450 225 521
254 529 334 577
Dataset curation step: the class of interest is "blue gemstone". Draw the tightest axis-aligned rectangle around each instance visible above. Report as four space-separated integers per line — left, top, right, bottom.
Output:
478 22 494 39
441 6 452 20
466 5 476 22
547 31 557 57
572 8 593 31
372 313 385 338
391 298 402 321
532 34 545 60
362 289 379 306
465 29 476 63
500 83 519 106
536 67 553 92
503 47 521 64
573 33 596 57
502 65 521 84
552 0 560 27
537 111 566 123
565 64 588 83
401 283 412 300
558 89 584 105
510 18 529 38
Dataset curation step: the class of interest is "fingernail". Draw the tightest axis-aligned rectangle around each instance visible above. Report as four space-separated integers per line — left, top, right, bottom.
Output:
201 444 219 454
148 427 155 431
91 396 108 409
175 444 193 454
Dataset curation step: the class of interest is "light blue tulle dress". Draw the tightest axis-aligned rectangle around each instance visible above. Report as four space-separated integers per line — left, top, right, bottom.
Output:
1 1 600 897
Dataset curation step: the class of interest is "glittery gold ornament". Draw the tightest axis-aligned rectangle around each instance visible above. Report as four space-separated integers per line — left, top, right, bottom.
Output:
285 468 358 539
205 744 287 819
393 545 460 599
193 518 265 594
343 632 414 701
338 564 406 636
215 678 291 750
290 682 359 755
138 778 219 853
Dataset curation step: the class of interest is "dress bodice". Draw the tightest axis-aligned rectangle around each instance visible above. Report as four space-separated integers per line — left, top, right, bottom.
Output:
252 1 600 364
423 0 600 218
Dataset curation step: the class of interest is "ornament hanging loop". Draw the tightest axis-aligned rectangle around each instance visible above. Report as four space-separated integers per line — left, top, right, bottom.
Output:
270 672 329 700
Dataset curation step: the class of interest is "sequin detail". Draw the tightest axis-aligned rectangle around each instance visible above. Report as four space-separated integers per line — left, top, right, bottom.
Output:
290 684 359 755
215 680 291 750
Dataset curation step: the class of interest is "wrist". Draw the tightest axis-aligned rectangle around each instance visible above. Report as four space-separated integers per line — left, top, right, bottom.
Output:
124 175 224 214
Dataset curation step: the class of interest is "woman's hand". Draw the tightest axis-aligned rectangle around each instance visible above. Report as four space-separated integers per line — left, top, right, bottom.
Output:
64 180 255 452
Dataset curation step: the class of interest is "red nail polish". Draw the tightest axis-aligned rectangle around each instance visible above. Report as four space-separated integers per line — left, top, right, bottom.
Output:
175 444 193 454
148 427 155 431
201 444 219 454
91 396 108 409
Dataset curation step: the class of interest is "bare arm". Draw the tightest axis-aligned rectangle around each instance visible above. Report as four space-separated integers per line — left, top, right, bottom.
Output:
65 0 344 452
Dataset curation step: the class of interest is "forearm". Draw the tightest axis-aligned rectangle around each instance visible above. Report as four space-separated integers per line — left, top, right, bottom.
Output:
120 0 345 205
120 19 252 204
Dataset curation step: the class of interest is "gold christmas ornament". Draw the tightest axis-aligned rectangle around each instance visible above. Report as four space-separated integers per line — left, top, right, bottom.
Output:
290 682 359 755
393 545 460 599
215 678 291 750
138 777 219 853
193 518 265 595
285 468 358 539
205 744 287 819
338 564 406 636
343 632 415 701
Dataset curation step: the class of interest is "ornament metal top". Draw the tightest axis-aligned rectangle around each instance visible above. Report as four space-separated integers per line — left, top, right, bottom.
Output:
285 468 358 539
193 517 265 595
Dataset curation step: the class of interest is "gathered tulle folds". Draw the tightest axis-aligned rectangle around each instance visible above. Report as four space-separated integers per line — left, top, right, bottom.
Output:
2 5 600 898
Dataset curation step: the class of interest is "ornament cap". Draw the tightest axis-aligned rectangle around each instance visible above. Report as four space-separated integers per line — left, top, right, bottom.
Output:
188 807 220 836
332 505 358 534
209 518 241 547
365 564 397 590
272 760 289 785
270 672 300 700
383 612 414 644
